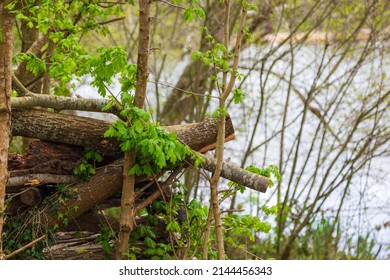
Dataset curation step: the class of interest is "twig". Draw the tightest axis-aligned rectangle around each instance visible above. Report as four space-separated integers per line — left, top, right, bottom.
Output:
12 73 34 96
4 235 46 260
135 168 183 213
149 80 219 99
153 0 185 10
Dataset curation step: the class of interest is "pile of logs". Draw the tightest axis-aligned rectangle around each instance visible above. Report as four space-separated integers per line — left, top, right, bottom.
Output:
6 108 270 259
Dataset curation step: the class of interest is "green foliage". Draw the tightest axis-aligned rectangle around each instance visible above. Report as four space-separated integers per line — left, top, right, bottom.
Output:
95 225 116 259
126 183 217 260
184 7 205 22
191 43 231 72
83 47 131 97
232 88 245 104
128 181 276 260
9 0 125 96
246 165 282 187
59 41 196 177
130 222 173 260
224 214 271 243
104 107 192 176
13 53 46 76
183 0 205 23
183 198 212 257
261 205 278 216
50 184 80 229
212 107 228 118
241 0 258 12
73 148 103 180
345 233 379 260
3 212 56 260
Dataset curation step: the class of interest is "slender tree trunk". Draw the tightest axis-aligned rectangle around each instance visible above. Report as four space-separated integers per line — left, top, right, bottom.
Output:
0 2 15 260
116 0 151 259
209 99 227 259
205 0 247 260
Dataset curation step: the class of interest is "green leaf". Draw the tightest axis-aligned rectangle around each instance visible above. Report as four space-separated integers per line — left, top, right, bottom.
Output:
184 8 194 22
194 7 205 19
142 165 154 177
232 88 245 104
5 1 16 10
243 2 258 12
155 150 166 169
166 149 177 164
144 236 156 248
133 119 144 134
129 164 142 176
120 140 133 151
212 107 227 118
191 50 203 60
104 126 117 138
166 221 181 232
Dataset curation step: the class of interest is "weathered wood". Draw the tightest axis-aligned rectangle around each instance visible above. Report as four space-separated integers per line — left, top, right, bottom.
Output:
20 187 42 206
6 174 79 192
193 153 270 193
8 140 83 177
9 108 270 226
46 231 106 260
11 108 235 155
44 154 270 227
45 160 123 227
11 109 120 156
47 216 176 260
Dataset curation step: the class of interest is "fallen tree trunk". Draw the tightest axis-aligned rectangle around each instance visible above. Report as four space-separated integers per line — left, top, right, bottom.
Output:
42 154 270 227
10 109 270 191
9 109 270 192
193 153 269 193
11 108 235 155
44 159 123 227
7 174 78 191
9 109 271 226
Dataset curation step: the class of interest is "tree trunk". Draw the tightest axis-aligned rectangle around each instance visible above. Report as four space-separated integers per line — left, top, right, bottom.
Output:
11 108 235 155
116 0 151 259
160 1 226 125
7 107 270 229
0 2 15 260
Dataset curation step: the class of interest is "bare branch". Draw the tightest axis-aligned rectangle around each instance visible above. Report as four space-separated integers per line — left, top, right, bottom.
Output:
4 235 46 260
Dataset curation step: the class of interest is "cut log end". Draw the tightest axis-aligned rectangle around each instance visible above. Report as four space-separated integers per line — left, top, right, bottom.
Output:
20 187 43 206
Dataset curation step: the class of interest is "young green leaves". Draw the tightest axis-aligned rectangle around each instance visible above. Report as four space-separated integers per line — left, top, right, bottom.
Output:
104 107 192 177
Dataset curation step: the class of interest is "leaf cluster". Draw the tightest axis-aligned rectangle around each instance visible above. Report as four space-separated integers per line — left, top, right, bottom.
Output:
8 0 126 95
224 214 271 243
104 106 192 177
73 148 103 180
192 42 231 73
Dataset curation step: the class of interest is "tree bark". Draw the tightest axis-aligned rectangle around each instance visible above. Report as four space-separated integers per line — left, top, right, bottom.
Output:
9 109 270 192
160 1 226 125
7 107 270 228
194 153 269 193
0 2 15 260
44 159 123 227
117 0 151 259
11 108 235 155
